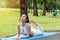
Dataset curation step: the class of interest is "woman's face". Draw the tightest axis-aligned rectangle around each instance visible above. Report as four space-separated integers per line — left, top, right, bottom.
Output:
21 14 26 22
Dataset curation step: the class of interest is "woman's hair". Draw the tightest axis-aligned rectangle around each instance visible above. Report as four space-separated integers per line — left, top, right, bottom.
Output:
21 14 26 17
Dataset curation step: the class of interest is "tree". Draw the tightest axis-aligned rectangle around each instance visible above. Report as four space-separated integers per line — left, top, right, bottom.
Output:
7 0 16 8
33 0 38 16
45 0 53 12
15 0 20 8
20 0 29 23
37 0 43 9
42 0 46 16
56 0 60 14
28 0 32 11
48 0 53 12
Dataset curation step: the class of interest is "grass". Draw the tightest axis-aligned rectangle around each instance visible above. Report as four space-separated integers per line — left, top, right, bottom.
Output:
29 11 60 30
0 8 60 37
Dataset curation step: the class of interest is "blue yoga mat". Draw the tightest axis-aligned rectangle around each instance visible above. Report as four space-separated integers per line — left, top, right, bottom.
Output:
0 32 56 40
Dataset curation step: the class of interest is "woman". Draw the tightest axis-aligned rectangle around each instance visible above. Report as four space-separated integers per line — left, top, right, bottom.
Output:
14 14 44 40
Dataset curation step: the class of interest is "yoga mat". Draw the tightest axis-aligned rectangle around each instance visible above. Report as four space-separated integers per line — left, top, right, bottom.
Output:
0 32 56 40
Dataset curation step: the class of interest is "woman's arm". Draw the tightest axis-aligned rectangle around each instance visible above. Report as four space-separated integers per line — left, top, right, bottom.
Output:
14 23 20 40
19 23 30 38
17 23 20 37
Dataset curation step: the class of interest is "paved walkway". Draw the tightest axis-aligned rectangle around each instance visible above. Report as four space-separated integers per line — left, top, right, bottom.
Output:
34 32 60 40
45 30 60 32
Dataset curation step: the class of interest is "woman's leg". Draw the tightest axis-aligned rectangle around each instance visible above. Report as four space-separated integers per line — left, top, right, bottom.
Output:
29 21 44 36
36 24 44 32
30 24 44 36
32 29 43 36
30 20 44 32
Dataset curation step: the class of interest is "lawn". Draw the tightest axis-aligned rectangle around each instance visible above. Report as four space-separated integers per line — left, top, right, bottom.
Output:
0 8 60 37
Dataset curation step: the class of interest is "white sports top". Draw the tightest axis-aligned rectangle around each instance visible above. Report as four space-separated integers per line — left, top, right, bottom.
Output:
20 24 33 34
20 23 43 36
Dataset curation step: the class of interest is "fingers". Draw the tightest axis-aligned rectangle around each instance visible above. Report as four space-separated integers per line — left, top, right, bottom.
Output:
29 20 33 24
29 20 36 25
30 20 34 23
14 34 20 40
14 37 19 40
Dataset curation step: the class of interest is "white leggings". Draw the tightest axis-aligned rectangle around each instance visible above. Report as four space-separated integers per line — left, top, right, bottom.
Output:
31 24 44 36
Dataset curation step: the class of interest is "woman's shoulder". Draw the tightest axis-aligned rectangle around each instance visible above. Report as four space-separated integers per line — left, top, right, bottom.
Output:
25 23 31 28
17 22 21 27
26 23 31 26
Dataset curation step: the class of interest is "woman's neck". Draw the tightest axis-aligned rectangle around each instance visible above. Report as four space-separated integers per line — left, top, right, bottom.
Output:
22 22 26 27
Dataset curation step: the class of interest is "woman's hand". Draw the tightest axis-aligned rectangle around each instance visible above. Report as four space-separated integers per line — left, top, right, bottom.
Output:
14 37 20 40
30 20 38 26
14 34 20 40
19 36 29 39
29 20 35 24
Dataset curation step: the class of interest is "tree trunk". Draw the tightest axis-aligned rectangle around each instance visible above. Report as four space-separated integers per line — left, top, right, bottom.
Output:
42 0 46 16
59 9 60 14
48 0 53 12
50 0 53 12
33 0 38 16
20 0 29 23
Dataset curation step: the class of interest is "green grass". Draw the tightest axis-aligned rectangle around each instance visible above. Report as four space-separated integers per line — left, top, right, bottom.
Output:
29 12 60 30
0 9 20 37
0 8 60 37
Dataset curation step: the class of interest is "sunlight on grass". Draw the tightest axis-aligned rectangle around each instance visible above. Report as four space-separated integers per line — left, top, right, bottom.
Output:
0 0 6 8
0 9 20 37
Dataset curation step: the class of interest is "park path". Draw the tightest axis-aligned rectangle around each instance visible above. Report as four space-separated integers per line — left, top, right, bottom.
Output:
34 32 60 40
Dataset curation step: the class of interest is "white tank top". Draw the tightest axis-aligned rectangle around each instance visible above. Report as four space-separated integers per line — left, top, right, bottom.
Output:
20 24 33 34
20 23 43 36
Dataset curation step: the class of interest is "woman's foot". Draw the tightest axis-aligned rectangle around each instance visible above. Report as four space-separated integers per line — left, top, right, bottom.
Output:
30 20 38 26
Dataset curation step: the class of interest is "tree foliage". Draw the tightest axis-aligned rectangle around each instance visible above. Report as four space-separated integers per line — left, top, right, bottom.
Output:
0 0 60 10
